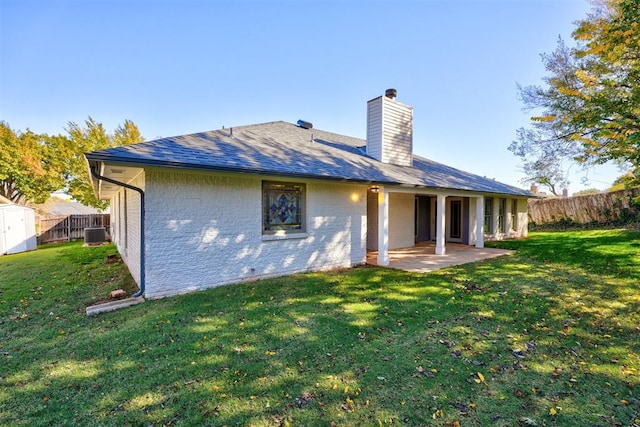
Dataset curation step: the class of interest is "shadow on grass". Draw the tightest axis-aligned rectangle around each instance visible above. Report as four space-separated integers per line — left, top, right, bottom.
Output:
1 235 639 426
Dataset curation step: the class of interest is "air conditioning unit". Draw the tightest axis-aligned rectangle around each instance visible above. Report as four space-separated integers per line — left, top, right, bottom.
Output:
84 227 106 245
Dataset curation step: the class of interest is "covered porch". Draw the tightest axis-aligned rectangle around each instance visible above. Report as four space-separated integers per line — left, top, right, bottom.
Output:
366 185 527 267
366 241 512 273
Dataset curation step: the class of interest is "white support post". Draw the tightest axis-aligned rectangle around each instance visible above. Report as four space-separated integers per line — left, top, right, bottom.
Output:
475 195 484 248
435 194 446 255
377 187 389 266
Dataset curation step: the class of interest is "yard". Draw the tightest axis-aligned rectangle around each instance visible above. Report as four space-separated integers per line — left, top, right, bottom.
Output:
0 230 638 426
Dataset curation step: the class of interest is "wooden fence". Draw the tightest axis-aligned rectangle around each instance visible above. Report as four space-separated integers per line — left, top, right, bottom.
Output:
38 214 110 244
528 188 640 226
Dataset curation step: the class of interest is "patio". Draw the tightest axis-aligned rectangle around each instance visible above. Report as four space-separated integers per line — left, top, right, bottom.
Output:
366 242 512 273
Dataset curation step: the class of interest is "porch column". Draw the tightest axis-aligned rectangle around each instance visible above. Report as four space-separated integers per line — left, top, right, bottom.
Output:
475 195 484 248
435 194 446 255
377 187 389 266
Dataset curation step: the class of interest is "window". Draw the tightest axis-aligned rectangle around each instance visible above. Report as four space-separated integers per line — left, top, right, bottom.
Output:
262 181 305 234
450 199 462 239
498 198 506 233
484 197 493 233
511 199 518 231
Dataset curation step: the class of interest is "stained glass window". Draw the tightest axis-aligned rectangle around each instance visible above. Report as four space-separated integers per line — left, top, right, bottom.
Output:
262 181 305 233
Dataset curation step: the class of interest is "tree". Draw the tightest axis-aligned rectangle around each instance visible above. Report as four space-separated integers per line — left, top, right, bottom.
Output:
63 117 144 208
510 0 640 191
0 122 66 204
0 118 143 207
607 170 637 191
573 188 601 196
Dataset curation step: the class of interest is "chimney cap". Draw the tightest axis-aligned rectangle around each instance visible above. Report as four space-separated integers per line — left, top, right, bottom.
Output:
385 88 397 99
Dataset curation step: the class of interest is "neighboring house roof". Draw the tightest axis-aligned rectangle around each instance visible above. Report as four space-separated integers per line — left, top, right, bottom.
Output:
43 201 104 216
86 121 532 197
0 195 12 204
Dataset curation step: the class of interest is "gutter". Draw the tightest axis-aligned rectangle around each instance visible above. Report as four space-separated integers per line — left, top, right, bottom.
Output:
89 163 145 298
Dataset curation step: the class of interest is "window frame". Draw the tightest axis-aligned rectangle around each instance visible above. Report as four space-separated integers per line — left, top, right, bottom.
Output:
498 198 506 233
484 197 493 234
511 199 518 231
262 181 306 236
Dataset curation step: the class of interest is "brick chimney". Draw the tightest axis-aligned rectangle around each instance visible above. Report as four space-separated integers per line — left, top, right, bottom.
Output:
366 89 413 167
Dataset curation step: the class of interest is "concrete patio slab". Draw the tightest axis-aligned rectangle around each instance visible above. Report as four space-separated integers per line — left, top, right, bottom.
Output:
367 242 512 273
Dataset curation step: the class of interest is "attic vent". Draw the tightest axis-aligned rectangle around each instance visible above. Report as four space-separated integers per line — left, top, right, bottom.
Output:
297 120 313 129
84 227 106 245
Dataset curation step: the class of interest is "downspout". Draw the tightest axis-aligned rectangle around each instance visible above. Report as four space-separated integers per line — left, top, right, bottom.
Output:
90 164 145 298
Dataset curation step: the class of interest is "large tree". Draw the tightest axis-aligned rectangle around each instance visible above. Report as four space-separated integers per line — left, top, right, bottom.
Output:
0 122 66 203
0 118 143 207
64 117 144 208
510 0 640 193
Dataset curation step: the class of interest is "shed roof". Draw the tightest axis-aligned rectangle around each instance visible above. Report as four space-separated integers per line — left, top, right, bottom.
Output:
86 121 532 197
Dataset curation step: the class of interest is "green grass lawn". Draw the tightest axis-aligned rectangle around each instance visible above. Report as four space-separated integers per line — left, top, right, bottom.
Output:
1 230 638 426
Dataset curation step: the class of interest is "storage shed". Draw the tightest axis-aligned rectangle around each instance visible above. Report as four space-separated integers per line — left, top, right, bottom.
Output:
0 203 37 255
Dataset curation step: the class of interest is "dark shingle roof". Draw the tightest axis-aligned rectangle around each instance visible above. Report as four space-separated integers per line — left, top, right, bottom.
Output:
86 121 532 197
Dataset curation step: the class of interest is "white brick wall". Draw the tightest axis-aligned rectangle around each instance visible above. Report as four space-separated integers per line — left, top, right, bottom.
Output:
141 169 367 299
112 172 144 286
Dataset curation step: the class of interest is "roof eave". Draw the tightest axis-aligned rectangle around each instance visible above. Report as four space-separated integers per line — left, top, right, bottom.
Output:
83 153 534 198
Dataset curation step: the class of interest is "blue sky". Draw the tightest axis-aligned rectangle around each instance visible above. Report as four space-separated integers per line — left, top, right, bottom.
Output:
0 0 621 194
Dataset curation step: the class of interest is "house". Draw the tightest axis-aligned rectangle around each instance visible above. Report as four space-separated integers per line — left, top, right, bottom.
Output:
0 196 37 255
85 90 532 299
37 199 105 216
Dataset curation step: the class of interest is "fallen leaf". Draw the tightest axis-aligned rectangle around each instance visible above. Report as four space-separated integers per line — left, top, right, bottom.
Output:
549 407 557 416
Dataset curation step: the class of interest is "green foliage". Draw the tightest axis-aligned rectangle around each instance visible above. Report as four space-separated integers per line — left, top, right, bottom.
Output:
0 118 143 207
573 188 601 196
607 170 637 192
63 118 144 208
510 0 640 191
0 122 66 203
1 232 639 426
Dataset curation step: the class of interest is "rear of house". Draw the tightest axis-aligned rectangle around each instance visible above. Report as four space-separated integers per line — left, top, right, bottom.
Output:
87 90 532 299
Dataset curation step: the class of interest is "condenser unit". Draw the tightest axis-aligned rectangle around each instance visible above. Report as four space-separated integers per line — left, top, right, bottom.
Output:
84 227 106 245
